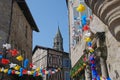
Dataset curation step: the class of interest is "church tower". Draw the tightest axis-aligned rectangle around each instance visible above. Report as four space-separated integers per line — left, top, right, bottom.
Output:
53 27 64 51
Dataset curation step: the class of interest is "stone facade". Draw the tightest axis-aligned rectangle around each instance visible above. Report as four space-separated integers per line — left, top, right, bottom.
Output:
32 46 70 80
85 0 120 79
67 0 120 79
32 27 70 80
0 0 39 62
66 0 91 66
10 1 33 62
66 0 120 80
88 14 120 80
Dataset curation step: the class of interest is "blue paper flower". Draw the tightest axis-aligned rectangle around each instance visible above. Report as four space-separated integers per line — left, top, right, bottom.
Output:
87 42 92 47
106 77 111 80
24 59 29 68
19 68 23 77
8 69 12 75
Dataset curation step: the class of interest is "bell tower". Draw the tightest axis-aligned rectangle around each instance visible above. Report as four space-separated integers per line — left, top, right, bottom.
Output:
53 26 64 51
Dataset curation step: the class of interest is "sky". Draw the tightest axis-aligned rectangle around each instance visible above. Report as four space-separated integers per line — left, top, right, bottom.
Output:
26 0 69 52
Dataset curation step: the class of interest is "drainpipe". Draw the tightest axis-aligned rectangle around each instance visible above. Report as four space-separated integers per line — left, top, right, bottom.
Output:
97 32 109 79
7 0 14 43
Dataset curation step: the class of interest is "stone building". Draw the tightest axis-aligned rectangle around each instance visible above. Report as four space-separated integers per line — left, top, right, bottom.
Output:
32 27 70 80
85 0 120 80
66 0 120 80
0 0 39 79
0 0 39 61
66 0 92 79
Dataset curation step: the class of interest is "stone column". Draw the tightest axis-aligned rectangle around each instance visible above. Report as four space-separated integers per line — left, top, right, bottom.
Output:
85 65 91 80
100 57 108 78
97 32 109 79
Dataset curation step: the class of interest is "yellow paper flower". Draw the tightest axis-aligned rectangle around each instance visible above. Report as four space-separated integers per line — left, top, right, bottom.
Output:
89 49 94 52
36 67 40 71
14 65 20 70
16 55 23 61
28 71 32 75
85 37 91 42
83 63 87 67
76 4 85 12
4 69 8 73
0 68 1 72
15 71 20 74
31 70 34 74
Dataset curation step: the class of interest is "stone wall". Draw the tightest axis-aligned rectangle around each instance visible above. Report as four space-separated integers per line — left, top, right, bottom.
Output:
32 48 47 68
0 1 35 79
71 34 86 67
0 0 12 50
9 1 33 62
106 21 120 80
0 0 33 61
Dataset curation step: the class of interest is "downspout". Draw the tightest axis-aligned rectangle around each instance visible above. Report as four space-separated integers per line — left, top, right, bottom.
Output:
7 0 14 43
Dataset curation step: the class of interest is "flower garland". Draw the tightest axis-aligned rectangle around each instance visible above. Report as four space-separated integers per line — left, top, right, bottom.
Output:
0 43 61 77
70 3 111 80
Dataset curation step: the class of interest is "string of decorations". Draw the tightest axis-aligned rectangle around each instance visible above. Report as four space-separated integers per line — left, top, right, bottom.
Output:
84 28 111 80
70 3 111 80
0 43 61 77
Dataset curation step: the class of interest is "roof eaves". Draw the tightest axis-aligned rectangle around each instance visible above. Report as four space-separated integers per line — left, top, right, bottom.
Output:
17 0 39 32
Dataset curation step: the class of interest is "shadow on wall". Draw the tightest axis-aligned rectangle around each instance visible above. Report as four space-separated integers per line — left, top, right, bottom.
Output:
85 0 120 41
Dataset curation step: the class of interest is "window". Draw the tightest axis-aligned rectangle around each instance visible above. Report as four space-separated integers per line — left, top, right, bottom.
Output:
59 56 62 66
57 42 59 45
73 7 79 18
49 54 52 66
63 59 70 68
52 56 57 64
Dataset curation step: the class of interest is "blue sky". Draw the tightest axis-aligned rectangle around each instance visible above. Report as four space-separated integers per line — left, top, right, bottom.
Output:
26 0 69 52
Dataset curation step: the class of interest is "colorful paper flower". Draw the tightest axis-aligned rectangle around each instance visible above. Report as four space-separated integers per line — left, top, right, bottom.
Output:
3 43 11 50
9 49 19 56
76 4 85 12
16 55 23 61
1 58 10 64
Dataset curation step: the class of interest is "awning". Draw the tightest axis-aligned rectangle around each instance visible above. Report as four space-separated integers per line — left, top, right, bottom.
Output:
70 54 86 78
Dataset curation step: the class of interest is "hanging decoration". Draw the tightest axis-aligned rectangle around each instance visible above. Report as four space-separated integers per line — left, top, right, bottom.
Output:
14 65 20 70
24 59 29 68
83 25 89 31
0 43 61 77
81 15 87 26
3 43 11 50
9 49 19 56
16 55 23 61
83 27 111 80
71 2 111 79
9 63 17 68
0 55 3 59
76 4 85 12
1 58 10 65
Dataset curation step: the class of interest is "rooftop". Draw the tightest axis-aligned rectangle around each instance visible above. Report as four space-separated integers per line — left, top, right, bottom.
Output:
17 0 39 32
